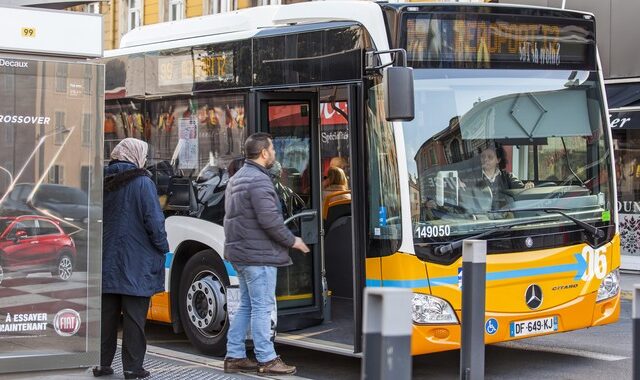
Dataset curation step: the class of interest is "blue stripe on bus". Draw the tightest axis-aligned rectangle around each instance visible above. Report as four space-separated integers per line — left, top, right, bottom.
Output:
366 253 587 288
165 252 174 268
486 254 587 282
365 278 430 288
164 253 237 277
224 261 237 277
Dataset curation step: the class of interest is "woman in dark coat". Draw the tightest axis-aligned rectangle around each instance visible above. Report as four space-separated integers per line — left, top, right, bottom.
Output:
93 138 169 379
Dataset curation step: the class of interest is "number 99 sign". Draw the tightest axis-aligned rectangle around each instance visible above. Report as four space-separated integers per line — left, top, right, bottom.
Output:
21 27 36 38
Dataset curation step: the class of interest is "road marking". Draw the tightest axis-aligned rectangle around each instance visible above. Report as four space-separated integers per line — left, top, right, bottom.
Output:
496 341 628 361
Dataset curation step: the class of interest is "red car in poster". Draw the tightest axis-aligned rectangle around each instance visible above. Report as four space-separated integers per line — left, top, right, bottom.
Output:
0 215 76 285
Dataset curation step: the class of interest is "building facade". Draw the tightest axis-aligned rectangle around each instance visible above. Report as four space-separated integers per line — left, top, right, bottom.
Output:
67 0 494 50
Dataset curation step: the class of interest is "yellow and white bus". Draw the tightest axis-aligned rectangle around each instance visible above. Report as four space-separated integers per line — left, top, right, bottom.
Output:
102 1 620 356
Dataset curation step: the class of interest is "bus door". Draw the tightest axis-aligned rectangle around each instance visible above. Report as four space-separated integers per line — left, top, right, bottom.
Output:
254 91 324 329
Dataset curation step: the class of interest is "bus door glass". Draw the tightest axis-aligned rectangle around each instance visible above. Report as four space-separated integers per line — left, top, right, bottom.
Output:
257 92 322 312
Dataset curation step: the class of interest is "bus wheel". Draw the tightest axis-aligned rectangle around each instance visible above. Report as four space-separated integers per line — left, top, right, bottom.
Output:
179 250 229 356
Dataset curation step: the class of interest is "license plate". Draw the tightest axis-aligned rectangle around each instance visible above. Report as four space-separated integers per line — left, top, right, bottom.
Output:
509 316 558 338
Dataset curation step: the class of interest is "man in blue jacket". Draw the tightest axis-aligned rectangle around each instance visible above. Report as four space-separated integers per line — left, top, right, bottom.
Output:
94 138 169 380
223 133 309 375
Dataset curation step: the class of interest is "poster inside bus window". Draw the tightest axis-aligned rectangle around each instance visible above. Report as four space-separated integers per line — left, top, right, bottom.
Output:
404 13 596 70
0 57 102 366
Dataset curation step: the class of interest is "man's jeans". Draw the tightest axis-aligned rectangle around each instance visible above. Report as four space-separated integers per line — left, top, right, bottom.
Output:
226 265 277 363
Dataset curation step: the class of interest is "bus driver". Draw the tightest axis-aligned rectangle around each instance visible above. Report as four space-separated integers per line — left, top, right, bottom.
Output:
464 143 534 212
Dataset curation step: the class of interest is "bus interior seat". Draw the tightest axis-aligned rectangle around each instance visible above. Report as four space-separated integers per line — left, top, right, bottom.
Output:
324 200 351 231
166 176 197 212
323 191 351 223
324 215 353 299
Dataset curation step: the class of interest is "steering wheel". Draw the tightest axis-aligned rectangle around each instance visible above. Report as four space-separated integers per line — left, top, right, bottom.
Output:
459 185 492 214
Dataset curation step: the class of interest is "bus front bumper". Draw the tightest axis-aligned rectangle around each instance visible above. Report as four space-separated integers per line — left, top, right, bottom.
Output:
410 291 620 355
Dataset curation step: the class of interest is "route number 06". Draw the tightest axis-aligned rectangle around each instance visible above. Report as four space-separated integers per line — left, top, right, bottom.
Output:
581 246 607 281
415 225 451 238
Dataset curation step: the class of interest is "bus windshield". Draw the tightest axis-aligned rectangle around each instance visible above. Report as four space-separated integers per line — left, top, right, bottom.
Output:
403 69 613 243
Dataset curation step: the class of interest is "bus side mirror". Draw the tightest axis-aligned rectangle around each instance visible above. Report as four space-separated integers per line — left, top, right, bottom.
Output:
383 66 415 122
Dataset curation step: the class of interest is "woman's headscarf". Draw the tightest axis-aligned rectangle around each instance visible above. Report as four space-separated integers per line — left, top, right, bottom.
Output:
110 138 148 169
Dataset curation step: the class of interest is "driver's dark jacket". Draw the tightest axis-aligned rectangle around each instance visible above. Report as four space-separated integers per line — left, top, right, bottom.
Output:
476 170 524 210
223 160 296 267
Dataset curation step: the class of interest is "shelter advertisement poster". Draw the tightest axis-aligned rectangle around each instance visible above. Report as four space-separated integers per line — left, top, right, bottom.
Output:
0 56 102 371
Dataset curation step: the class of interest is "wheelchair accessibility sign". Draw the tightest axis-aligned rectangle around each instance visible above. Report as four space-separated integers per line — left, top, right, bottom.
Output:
485 318 498 335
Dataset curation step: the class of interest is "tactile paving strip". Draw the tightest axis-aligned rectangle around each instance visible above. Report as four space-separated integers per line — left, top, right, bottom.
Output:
109 349 252 380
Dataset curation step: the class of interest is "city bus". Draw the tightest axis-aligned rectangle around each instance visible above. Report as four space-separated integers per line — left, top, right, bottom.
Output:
102 1 620 356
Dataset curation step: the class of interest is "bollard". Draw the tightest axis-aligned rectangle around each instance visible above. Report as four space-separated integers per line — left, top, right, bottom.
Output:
460 240 487 380
362 287 413 380
634 285 640 380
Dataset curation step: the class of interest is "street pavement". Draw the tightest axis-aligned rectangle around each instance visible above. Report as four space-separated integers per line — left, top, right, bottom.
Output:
7 271 640 379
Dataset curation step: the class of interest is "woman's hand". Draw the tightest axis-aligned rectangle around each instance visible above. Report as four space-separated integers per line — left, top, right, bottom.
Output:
524 181 535 190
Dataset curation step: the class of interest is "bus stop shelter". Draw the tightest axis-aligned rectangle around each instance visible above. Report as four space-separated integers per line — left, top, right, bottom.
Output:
0 6 103 374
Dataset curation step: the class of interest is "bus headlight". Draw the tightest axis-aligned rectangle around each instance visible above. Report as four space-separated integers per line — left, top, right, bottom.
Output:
412 293 458 324
596 268 620 302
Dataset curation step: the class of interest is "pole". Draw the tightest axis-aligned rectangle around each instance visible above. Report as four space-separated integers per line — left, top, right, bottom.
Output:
460 240 487 380
633 284 640 380
362 287 412 380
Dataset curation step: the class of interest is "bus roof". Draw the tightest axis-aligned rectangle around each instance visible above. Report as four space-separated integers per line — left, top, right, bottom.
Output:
108 1 390 57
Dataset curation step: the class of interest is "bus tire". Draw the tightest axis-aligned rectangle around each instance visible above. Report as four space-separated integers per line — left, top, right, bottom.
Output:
178 249 229 356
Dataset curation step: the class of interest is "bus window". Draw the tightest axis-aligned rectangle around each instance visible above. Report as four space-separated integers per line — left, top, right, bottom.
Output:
104 94 247 224
320 99 350 207
366 79 402 256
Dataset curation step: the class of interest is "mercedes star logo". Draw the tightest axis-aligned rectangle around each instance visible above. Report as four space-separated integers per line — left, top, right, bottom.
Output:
525 284 543 309
524 237 534 248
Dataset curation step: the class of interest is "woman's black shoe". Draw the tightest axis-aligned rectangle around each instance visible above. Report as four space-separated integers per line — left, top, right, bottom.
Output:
92 366 114 377
124 369 151 379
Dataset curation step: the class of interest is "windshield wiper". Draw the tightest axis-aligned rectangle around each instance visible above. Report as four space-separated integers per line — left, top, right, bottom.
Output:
434 220 535 256
560 137 586 187
489 207 604 239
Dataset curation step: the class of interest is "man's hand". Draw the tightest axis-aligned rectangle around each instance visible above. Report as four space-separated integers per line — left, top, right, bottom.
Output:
292 237 310 253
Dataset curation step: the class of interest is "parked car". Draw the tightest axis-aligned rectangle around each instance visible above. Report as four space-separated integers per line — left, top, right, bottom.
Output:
0 183 89 233
0 215 76 285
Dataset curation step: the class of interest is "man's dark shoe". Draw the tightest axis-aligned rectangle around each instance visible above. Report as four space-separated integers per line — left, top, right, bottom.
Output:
123 369 150 379
224 357 259 373
92 366 114 377
257 356 296 375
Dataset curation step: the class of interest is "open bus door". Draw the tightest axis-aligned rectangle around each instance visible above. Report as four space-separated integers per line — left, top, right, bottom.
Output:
253 91 325 331
252 87 364 356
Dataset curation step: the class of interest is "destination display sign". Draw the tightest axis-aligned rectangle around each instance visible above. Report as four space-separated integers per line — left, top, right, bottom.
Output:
404 14 595 70
157 50 234 86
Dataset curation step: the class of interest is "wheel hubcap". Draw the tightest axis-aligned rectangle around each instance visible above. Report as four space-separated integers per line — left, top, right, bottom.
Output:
59 257 72 280
186 272 226 336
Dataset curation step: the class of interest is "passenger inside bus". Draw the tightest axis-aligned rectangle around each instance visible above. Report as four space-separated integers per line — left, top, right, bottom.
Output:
322 166 350 204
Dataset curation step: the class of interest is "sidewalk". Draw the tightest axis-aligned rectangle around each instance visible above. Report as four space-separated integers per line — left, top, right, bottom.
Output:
7 343 298 380
6 346 258 380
